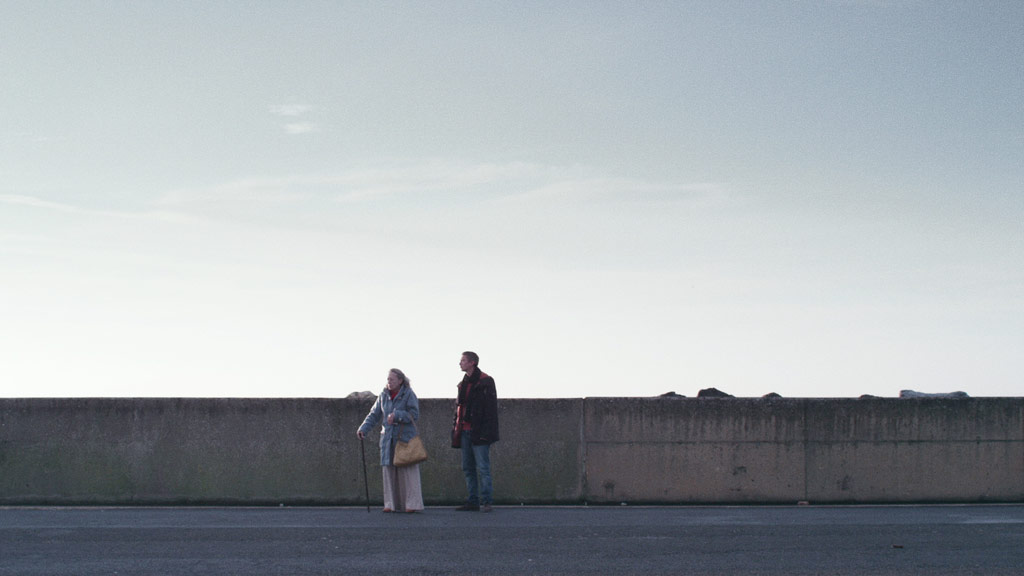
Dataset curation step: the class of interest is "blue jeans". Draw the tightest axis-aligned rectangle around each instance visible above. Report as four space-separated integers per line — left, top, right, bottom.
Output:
460 430 492 505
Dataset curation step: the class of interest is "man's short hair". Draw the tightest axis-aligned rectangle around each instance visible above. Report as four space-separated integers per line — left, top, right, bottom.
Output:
462 351 479 365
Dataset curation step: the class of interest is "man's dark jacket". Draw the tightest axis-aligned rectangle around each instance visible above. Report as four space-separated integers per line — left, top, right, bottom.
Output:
456 368 499 445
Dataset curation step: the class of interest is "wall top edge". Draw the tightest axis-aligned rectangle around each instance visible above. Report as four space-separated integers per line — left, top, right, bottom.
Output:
1 396 1021 402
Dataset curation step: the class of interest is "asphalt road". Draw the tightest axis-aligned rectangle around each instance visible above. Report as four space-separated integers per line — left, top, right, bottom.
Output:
2 505 1022 575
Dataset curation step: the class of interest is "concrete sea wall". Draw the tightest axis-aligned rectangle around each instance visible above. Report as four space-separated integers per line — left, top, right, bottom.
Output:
1 397 1021 505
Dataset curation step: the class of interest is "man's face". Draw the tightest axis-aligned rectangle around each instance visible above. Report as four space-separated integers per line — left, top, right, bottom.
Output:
459 355 475 373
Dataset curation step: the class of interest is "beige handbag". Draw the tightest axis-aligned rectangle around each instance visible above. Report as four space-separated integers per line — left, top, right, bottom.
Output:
393 422 428 467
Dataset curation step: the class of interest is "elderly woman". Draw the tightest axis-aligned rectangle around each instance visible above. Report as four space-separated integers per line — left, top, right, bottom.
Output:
356 368 424 513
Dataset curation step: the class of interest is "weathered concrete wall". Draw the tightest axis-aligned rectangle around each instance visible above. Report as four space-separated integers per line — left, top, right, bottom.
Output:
1 397 1021 505
583 397 1024 504
804 398 1024 503
0 398 356 505
583 398 806 503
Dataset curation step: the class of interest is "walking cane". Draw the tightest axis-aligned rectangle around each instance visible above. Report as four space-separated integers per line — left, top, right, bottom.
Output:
359 436 370 513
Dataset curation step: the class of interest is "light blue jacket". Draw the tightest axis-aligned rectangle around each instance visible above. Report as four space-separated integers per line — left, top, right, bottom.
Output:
358 384 420 466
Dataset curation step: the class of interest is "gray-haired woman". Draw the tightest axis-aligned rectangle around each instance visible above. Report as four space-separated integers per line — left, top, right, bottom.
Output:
356 368 424 513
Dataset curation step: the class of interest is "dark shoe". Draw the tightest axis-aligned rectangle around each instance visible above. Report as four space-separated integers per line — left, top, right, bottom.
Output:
455 503 480 511
480 504 493 513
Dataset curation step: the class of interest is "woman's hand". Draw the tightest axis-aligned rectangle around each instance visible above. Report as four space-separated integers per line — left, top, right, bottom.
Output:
387 413 395 425
356 430 365 439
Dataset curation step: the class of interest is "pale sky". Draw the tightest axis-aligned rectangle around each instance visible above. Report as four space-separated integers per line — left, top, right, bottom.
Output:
2 1 1021 399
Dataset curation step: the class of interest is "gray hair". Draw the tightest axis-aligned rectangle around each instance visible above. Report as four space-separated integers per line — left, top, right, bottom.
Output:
389 368 410 387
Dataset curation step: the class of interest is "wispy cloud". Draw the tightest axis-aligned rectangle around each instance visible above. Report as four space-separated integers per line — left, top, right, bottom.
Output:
156 161 732 209
150 160 736 242
328 160 552 201
269 104 312 117
159 160 544 208
0 193 81 212
269 104 319 135
0 131 65 145
0 193 194 223
159 177 310 208
497 177 731 206
284 122 318 135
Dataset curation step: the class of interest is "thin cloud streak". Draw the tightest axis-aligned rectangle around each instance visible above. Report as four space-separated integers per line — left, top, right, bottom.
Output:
284 122 318 134
0 193 197 224
269 104 317 134
269 104 312 117
155 161 730 213
0 193 81 212
495 177 733 206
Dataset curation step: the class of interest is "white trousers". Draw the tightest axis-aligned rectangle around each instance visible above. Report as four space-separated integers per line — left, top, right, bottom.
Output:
382 464 424 512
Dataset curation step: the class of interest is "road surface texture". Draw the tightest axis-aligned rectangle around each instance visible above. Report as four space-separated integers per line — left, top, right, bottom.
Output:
2 505 1022 575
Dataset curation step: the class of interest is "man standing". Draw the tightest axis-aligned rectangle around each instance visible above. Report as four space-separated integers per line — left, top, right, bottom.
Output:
452 351 499 512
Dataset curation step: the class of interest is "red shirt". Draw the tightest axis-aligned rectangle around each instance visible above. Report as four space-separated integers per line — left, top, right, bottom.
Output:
458 380 473 431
